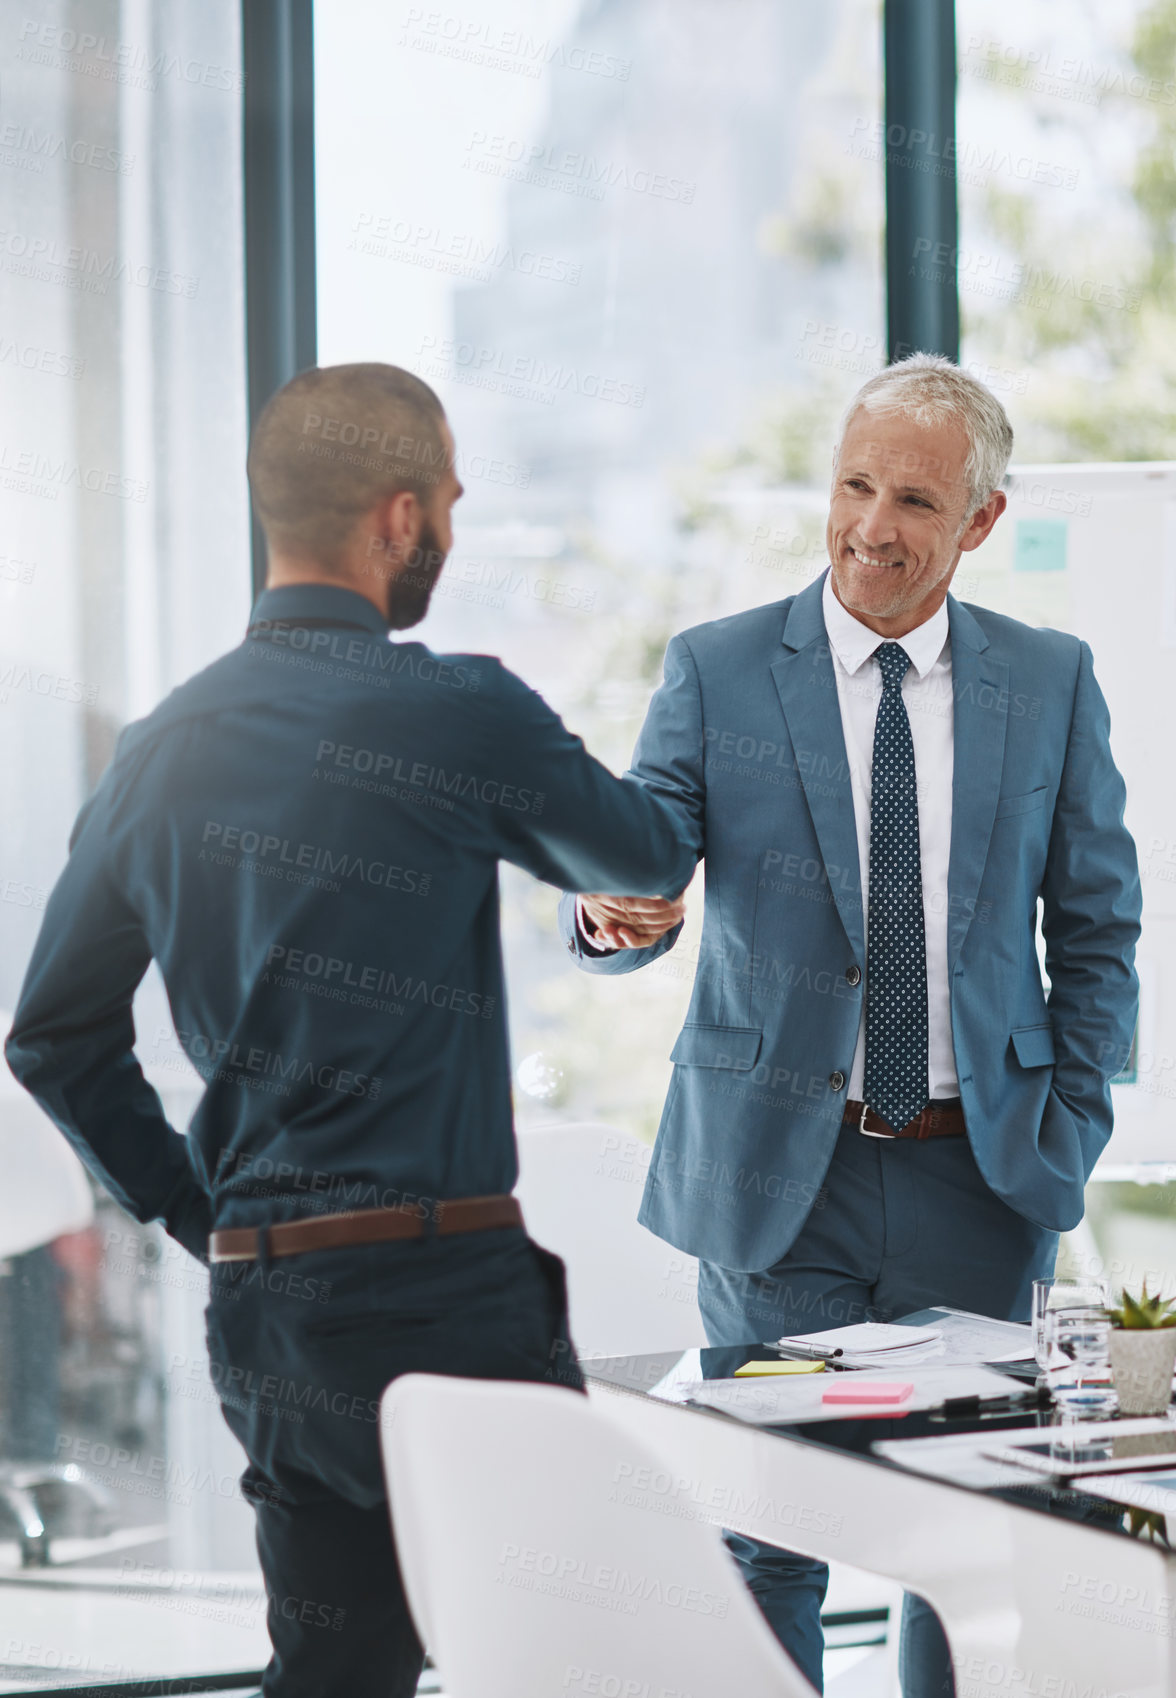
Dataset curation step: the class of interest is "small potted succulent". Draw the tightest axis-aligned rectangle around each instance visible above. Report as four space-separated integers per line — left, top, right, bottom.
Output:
1108 1285 1176 1416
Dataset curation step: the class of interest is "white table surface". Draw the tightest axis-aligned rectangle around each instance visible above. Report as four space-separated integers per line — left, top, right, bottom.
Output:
586 1360 1176 1698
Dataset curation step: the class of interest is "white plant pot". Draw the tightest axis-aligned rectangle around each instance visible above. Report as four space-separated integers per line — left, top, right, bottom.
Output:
1108 1328 1176 1416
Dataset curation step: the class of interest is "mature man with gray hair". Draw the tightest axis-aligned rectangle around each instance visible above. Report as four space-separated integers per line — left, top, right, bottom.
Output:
559 354 1141 1696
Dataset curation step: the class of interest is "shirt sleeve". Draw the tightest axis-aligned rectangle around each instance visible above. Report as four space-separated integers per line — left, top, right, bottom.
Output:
484 662 697 898
555 633 704 974
574 895 618 953
4 759 211 1262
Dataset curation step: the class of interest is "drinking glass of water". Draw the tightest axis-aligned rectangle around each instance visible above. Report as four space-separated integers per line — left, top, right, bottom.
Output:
1044 1304 1116 1416
1032 1276 1110 1370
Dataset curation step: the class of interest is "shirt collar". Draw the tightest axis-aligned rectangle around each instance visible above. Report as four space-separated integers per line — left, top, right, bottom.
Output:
248 584 391 641
820 568 949 680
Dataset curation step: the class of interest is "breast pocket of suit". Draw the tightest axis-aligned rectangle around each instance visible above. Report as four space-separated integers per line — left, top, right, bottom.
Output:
993 785 1049 821
670 1023 763 1071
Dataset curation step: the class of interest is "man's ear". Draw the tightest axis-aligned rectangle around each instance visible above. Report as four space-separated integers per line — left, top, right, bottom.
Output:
360 491 416 572
385 490 427 560
959 488 1007 554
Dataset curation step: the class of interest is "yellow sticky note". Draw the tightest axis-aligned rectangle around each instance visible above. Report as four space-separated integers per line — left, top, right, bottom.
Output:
733 1358 825 1377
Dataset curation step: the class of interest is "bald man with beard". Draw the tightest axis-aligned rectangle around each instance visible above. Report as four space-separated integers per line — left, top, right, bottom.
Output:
6 363 696 1698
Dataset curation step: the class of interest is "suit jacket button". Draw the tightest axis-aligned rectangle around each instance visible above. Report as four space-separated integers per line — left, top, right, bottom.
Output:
846 966 861 987
829 1070 846 1091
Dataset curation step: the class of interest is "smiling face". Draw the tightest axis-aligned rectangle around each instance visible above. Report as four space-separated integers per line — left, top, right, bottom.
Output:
826 407 1005 635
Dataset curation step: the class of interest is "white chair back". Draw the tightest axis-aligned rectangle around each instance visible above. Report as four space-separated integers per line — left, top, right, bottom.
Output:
381 1373 815 1698
515 1122 706 1356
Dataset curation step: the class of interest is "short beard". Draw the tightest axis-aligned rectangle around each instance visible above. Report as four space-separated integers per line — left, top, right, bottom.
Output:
830 512 970 619
831 555 915 620
385 519 447 630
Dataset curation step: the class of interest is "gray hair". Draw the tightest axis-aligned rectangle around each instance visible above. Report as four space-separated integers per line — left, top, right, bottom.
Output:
834 352 1014 519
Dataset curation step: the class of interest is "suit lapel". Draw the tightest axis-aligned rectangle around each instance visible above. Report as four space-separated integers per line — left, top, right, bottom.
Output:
770 575 864 960
946 594 1008 971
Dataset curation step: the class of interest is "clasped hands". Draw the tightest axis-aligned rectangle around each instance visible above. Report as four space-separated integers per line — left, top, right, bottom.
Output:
580 892 686 950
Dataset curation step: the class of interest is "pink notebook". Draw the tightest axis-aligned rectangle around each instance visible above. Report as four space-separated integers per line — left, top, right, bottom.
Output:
822 1381 914 1405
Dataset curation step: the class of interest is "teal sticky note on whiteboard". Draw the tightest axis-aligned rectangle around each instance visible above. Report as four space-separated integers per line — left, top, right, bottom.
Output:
1014 518 1067 572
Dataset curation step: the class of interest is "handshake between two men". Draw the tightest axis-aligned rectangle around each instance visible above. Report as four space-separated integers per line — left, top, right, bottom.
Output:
579 892 686 951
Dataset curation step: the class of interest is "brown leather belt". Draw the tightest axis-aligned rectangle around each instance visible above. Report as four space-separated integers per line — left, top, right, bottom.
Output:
208 1194 523 1264
843 1098 965 1140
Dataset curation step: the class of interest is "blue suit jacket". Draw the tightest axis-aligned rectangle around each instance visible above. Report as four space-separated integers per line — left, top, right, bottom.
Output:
559 570 1141 1272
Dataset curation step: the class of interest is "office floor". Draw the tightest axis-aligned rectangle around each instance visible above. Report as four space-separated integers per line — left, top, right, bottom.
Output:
416 1646 894 1696
0 1570 270 1692
202 1650 891 1698
0 1648 894 1697
0 1585 897 1697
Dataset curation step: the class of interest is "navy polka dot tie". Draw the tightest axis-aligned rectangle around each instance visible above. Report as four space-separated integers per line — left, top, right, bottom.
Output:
863 642 928 1134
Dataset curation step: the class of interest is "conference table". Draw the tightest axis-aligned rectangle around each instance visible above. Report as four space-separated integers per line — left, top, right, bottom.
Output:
583 1341 1176 1698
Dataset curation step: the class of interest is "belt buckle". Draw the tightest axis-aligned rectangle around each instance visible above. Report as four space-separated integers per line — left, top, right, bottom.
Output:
858 1101 896 1140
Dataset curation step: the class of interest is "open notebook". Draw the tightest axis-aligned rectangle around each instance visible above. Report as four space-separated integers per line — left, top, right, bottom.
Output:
775 1322 944 1368
776 1309 1036 1369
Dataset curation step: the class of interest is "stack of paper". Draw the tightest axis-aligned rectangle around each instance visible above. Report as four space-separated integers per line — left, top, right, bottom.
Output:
897 1306 1036 1365
673 1364 1026 1426
776 1322 944 1368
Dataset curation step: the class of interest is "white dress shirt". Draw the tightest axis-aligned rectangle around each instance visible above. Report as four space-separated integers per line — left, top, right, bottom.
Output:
579 572 960 1102
821 571 958 1099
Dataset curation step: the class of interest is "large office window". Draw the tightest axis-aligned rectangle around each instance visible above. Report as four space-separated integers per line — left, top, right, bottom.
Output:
316 0 886 1137
0 3 263 1683
957 0 1175 462
955 0 1176 1284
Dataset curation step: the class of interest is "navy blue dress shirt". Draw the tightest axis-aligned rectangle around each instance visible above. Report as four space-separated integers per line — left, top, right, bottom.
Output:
6 585 694 1258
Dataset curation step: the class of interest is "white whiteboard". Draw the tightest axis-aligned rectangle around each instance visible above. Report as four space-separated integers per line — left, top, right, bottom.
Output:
966 461 1176 1165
